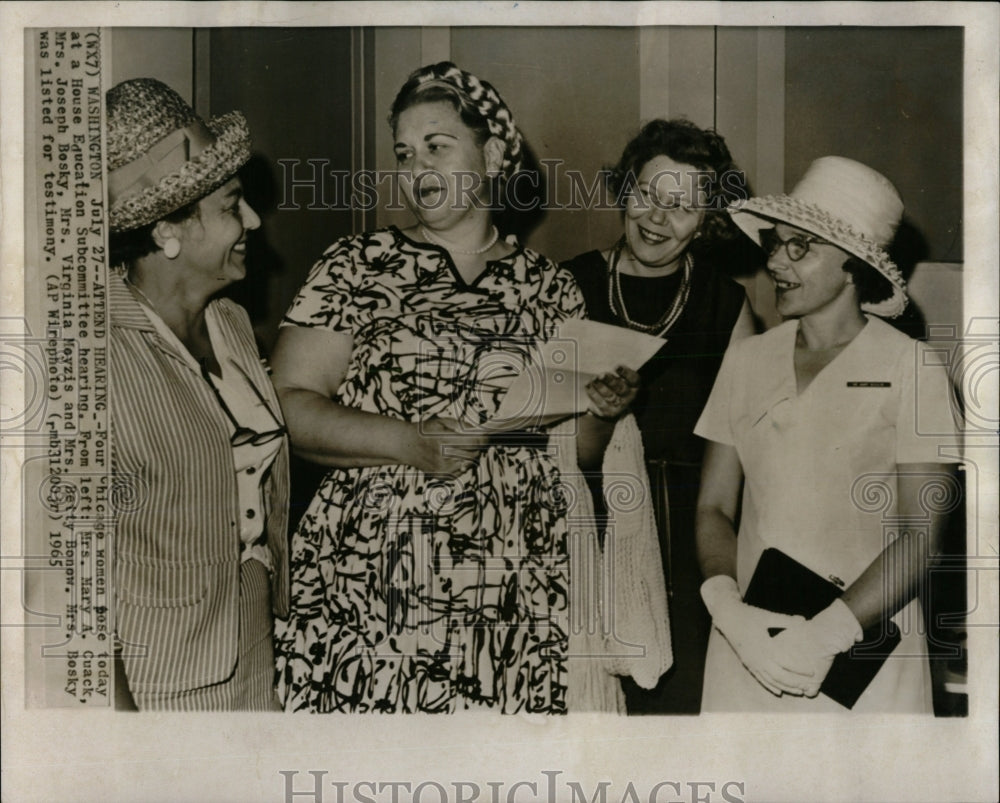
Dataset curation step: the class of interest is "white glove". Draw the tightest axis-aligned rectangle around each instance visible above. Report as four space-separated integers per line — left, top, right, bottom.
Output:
700 575 811 697
768 598 863 697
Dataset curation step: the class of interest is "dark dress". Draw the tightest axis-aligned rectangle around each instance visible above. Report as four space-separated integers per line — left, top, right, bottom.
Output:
563 248 746 713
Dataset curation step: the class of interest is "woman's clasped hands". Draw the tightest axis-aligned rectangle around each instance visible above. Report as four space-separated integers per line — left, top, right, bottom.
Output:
701 575 865 698
766 599 864 697
701 575 814 697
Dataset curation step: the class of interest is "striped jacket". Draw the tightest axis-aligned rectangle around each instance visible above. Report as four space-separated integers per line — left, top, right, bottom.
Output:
109 276 289 694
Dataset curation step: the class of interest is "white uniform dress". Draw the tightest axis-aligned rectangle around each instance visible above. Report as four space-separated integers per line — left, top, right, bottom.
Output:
694 316 960 712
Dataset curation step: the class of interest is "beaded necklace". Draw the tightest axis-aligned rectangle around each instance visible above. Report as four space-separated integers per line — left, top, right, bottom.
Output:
607 238 692 337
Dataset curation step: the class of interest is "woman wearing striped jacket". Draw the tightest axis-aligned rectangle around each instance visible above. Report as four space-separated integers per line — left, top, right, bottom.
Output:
106 78 289 710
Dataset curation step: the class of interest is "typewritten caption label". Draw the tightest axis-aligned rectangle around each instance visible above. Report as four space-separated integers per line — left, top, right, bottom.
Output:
23 28 112 707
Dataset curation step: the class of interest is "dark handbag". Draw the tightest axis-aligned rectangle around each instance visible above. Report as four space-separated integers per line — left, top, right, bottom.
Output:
743 548 901 709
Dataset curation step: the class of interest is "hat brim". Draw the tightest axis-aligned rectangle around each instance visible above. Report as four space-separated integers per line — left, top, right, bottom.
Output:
109 111 251 233
729 195 908 318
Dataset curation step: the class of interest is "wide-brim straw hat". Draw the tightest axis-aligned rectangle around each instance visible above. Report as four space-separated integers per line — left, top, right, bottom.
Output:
107 78 251 233
728 156 907 318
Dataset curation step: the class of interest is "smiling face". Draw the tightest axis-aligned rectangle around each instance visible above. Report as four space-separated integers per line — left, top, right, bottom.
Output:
765 222 856 318
176 177 260 285
623 155 706 274
393 100 499 229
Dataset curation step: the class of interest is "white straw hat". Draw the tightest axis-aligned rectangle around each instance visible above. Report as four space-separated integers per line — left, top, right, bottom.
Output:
728 156 907 318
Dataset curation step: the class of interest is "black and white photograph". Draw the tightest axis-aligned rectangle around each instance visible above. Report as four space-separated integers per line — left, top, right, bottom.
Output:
1 2 997 801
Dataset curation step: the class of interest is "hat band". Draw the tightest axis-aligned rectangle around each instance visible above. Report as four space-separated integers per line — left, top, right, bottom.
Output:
108 121 216 206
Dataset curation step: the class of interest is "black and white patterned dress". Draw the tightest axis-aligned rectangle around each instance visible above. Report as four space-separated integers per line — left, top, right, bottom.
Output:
274 227 588 713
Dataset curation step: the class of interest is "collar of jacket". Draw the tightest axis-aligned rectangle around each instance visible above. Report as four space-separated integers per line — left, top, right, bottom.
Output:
109 270 159 332
109 270 223 370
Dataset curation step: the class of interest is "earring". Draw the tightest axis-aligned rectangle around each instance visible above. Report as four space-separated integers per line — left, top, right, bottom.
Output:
692 231 703 239
162 237 181 259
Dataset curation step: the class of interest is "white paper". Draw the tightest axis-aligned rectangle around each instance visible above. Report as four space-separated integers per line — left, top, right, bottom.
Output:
492 318 663 424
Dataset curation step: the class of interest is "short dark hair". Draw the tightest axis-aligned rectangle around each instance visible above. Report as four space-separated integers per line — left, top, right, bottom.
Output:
843 255 895 305
109 200 200 267
607 118 748 246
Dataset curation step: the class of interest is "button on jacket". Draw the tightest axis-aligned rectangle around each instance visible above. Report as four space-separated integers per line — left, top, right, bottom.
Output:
109 276 289 694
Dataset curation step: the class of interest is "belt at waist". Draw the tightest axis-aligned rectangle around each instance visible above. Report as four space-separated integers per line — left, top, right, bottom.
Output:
488 431 550 450
645 458 702 469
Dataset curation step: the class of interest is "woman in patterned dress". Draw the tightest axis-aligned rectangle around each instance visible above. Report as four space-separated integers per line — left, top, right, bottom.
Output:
272 63 667 713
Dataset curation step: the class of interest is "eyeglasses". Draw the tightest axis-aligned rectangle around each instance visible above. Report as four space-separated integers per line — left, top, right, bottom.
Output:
201 361 286 448
759 228 830 262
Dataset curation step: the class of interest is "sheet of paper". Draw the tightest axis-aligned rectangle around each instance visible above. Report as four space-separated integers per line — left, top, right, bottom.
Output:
492 318 664 425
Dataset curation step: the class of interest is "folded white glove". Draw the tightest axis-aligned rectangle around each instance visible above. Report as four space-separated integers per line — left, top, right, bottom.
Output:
769 598 863 697
700 575 810 697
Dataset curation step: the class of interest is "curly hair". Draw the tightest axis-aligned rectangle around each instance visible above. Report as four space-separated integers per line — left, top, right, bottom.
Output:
842 255 895 306
607 119 748 247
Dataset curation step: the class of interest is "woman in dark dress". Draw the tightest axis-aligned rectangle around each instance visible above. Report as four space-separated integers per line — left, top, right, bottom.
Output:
563 119 755 713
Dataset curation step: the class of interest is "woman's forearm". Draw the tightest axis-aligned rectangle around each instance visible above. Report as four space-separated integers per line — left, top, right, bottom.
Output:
278 387 417 468
695 441 744 581
840 463 958 629
575 413 616 469
839 531 930 630
696 506 739 581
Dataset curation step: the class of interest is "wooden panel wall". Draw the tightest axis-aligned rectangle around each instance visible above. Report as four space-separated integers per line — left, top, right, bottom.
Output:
109 27 965 339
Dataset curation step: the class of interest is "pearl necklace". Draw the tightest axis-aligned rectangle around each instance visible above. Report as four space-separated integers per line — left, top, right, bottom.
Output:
420 225 499 255
607 239 693 337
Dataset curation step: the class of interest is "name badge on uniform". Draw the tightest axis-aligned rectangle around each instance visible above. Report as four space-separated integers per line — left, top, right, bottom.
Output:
846 381 891 387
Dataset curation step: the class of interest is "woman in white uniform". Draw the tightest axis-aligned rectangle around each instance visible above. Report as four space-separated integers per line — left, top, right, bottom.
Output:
694 157 960 712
